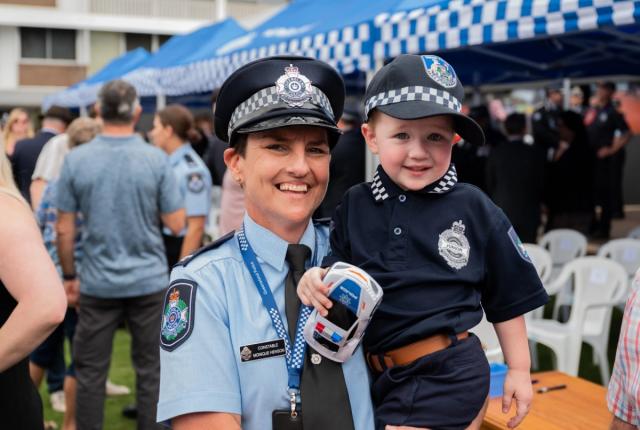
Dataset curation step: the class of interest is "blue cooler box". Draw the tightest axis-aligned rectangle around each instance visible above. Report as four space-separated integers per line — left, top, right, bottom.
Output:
489 363 508 397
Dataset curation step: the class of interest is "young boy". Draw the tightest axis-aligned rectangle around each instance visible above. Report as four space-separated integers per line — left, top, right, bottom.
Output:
298 55 549 430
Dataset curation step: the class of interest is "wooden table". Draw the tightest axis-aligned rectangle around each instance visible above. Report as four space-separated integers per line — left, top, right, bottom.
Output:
482 371 612 430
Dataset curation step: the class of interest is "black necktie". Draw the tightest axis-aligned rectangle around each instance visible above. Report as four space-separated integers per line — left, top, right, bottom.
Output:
285 244 355 430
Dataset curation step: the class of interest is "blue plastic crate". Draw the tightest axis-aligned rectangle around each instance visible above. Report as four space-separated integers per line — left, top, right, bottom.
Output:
489 363 508 398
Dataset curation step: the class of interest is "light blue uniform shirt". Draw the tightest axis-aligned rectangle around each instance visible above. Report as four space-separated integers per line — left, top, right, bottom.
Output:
56 134 182 298
158 214 374 429
163 144 212 237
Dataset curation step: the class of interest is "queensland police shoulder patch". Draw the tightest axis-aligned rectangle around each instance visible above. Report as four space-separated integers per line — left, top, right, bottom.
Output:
438 220 470 270
160 279 197 351
187 172 205 193
508 227 532 263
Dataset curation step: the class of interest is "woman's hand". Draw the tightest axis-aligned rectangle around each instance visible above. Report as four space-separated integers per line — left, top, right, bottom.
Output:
297 267 332 316
502 368 533 428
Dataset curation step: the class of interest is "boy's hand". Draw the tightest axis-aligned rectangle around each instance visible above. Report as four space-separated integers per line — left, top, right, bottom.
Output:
297 267 332 316
502 368 533 428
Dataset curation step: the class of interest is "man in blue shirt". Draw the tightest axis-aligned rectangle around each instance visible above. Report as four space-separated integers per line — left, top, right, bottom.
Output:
157 56 374 430
56 80 185 430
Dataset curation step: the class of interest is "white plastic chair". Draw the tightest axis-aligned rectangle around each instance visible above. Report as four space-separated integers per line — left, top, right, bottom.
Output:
522 243 553 370
538 229 588 319
470 313 504 363
597 238 640 306
628 226 640 239
527 257 628 384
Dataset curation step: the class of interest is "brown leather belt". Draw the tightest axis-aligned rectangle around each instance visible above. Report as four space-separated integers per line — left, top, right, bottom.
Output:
366 331 469 373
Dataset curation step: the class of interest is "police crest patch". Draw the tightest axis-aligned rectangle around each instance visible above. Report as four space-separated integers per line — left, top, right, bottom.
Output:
438 220 470 270
508 227 532 263
160 280 197 351
187 173 204 193
276 64 313 107
421 55 457 89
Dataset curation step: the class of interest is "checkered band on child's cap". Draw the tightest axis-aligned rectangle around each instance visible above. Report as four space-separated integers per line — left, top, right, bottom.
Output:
228 85 335 138
364 86 462 118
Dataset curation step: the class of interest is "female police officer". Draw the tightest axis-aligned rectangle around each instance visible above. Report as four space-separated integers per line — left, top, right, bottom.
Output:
157 56 374 430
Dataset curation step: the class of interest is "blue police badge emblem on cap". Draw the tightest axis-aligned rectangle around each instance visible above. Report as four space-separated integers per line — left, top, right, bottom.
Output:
421 55 457 89
438 220 470 270
160 280 197 351
276 64 313 107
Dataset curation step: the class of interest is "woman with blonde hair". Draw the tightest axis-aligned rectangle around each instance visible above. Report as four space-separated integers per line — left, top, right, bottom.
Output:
0 150 67 429
2 108 34 156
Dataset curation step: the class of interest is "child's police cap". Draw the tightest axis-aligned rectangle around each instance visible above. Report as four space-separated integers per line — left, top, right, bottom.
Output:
214 55 345 147
364 55 484 145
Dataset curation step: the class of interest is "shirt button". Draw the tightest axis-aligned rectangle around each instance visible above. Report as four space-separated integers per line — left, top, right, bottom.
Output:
398 194 406 202
393 227 402 235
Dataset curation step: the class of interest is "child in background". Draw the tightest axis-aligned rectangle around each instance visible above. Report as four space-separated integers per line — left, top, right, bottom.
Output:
298 55 548 430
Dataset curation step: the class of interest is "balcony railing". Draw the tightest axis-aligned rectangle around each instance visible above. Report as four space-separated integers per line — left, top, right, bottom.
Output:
89 0 216 20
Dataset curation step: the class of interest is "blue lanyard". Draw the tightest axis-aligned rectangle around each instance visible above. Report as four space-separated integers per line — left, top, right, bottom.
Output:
237 227 313 392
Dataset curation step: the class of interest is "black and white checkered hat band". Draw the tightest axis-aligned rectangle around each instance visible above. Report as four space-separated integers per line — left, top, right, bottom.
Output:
228 85 334 137
365 86 461 118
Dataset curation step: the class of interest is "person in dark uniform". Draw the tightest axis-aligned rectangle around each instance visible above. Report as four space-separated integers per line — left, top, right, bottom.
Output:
149 104 212 268
532 85 563 159
298 55 549 430
585 81 631 239
486 113 546 243
1 150 67 429
452 104 504 192
11 106 72 204
545 110 596 234
315 97 366 218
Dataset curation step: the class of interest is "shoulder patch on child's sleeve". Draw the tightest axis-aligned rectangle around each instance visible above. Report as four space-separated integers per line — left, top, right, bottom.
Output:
160 279 197 352
507 227 532 263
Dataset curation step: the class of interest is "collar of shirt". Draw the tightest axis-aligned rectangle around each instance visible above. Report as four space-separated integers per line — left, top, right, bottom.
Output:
370 164 458 202
40 127 59 136
168 143 192 166
242 213 317 271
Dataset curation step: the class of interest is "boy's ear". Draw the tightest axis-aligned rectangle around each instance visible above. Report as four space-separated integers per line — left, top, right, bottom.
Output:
361 122 379 154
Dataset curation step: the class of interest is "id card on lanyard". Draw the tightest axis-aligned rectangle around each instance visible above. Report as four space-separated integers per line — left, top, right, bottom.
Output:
237 226 316 424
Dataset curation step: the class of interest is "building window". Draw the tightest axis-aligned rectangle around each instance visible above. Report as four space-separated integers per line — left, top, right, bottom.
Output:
125 33 152 52
20 28 76 60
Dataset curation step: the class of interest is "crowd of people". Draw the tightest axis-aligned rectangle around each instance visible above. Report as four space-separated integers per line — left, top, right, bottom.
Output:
453 81 631 243
0 54 638 430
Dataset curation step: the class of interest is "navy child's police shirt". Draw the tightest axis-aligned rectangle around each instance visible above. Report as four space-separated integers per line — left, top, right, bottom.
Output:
322 164 549 354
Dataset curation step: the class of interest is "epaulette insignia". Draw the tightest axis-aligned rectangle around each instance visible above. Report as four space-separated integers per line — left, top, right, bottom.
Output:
184 153 197 167
174 230 235 268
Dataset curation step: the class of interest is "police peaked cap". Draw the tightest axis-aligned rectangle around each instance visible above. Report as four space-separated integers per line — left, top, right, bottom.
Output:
365 54 484 146
214 55 345 147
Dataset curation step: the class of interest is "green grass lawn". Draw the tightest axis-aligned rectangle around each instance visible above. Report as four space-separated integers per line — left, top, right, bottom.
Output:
38 306 624 428
40 329 136 430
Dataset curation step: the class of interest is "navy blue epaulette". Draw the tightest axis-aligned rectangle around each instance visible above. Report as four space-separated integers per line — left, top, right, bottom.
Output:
183 153 198 168
174 230 235 268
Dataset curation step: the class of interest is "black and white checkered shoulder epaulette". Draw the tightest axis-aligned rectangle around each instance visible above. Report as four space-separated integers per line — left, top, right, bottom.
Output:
174 230 235 268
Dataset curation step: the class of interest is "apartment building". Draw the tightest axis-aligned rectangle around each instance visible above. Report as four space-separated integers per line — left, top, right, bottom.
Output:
0 0 285 109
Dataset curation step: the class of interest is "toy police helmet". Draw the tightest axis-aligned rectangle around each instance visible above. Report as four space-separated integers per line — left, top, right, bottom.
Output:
365 54 484 146
214 55 345 147
303 262 383 363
